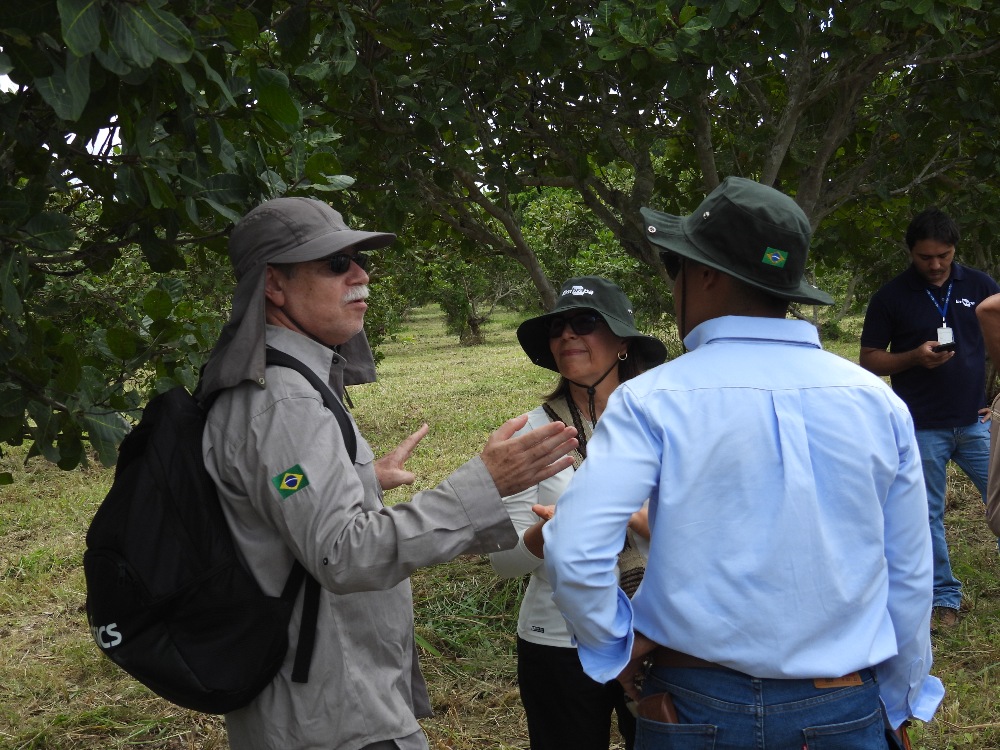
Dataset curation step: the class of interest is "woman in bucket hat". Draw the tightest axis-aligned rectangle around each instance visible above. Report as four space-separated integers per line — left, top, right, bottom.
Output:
489 276 667 750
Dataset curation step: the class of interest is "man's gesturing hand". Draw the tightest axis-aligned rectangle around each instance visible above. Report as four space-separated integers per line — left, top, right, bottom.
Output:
375 423 430 491
480 415 577 497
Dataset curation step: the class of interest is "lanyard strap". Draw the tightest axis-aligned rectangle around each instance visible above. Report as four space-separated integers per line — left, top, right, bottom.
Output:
925 280 953 324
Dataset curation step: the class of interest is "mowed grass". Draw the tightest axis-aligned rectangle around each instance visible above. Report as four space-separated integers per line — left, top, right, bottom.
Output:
2 306 1000 749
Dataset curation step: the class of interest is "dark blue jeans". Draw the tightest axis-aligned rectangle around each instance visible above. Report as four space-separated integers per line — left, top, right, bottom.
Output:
636 665 888 750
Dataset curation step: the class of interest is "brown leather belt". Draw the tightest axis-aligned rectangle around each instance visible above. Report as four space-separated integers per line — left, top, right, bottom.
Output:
651 646 730 670
650 647 865 688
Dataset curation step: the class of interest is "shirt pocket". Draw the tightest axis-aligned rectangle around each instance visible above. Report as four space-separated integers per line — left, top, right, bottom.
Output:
352 439 383 510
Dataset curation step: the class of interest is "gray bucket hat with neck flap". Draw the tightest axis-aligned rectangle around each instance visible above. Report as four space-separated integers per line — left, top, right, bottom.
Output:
197 197 396 401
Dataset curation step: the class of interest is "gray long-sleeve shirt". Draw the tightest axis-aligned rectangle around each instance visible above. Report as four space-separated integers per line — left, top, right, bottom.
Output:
203 326 516 749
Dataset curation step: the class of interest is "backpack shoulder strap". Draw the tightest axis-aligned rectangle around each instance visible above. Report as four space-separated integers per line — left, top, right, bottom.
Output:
262 346 360 684
264 347 357 463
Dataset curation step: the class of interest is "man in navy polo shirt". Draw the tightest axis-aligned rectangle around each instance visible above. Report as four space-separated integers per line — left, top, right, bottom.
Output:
861 207 999 629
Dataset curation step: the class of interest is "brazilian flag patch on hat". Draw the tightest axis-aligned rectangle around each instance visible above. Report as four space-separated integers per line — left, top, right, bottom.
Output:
272 464 309 499
762 248 788 268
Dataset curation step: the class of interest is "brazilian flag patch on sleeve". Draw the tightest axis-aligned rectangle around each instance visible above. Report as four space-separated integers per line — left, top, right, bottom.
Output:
272 464 310 499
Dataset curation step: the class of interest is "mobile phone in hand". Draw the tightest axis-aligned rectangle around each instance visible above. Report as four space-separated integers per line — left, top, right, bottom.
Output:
932 342 957 353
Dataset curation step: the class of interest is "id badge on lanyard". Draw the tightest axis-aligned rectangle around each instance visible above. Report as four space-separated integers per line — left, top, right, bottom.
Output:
927 282 954 344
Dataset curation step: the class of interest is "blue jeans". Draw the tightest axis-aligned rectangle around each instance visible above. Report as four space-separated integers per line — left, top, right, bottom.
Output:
915 421 990 610
637 666 888 749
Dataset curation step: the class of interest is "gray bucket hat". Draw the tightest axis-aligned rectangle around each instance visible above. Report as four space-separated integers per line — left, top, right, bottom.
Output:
197 198 396 401
516 276 668 372
640 177 833 305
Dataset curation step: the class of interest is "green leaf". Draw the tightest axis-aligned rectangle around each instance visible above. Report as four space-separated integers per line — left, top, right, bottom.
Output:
706 3 732 26
295 61 331 82
21 211 75 252
26 401 60 463
208 119 237 171
114 166 147 205
329 47 357 76
56 432 84 470
110 3 193 67
142 287 174 320
110 3 156 67
255 68 300 126
0 254 25 318
193 50 237 108
141 171 176 210
129 4 194 64
58 0 101 57
200 197 243 224
200 172 251 205
598 44 628 61
106 326 138 360
53 342 82 393
0 415 22 443
617 20 646 45
310 175 355 192
94 37 131 76
225 8 260 48
0 192 31 225
84 411 129 467
141 235 184 272
304 152 343 182
684 16 714 31
34 54 91 121
0 383 27 419
650 40 679 61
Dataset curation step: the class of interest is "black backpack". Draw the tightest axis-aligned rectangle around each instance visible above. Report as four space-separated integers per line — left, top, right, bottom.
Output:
83 348 356 714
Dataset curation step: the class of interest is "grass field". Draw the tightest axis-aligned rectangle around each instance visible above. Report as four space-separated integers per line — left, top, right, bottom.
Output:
2 306 999 749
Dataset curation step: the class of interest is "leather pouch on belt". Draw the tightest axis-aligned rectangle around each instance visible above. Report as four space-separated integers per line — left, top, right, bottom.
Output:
637 692 679 723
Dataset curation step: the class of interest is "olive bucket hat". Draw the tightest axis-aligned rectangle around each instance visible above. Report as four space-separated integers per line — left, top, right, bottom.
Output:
640 177 833 306
516 276 668 372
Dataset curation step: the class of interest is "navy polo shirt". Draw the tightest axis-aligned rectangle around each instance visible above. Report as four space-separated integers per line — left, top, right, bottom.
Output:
861 262 1000 429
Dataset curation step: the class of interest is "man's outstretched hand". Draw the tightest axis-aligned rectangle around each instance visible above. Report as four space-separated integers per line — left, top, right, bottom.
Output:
481 415 577 497
375 423 430 491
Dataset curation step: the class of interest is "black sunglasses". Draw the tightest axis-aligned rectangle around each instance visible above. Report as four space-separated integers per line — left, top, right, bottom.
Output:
548 312 602 338
661 252 682 281
328 252 369 274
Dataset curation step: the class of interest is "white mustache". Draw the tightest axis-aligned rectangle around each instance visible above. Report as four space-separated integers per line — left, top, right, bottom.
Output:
344 285 370 303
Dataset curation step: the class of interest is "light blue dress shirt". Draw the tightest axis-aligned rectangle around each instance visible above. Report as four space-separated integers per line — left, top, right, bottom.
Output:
543 315 944 729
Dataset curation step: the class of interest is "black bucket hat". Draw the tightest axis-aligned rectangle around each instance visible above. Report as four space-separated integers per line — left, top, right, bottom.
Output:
640 177 833 306
516 276 668 372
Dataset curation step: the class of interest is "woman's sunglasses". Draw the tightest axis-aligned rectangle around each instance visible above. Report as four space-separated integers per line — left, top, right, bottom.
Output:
328 252 369 274
548 312 602 338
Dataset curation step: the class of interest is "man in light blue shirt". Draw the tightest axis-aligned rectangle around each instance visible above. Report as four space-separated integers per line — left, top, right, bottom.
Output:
543 177 944 748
